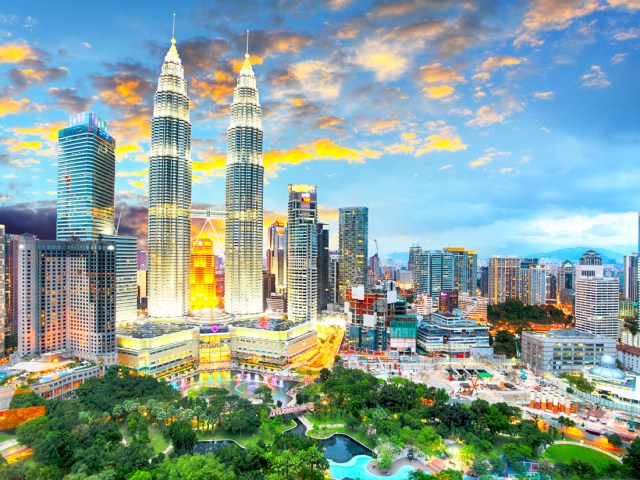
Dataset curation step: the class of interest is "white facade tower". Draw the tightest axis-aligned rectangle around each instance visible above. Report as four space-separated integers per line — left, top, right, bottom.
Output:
225 36 264 315
147 32 192 318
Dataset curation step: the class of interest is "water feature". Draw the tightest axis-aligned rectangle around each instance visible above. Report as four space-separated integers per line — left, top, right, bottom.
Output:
329 455 415 480
193 440 237 455
177 370 299 407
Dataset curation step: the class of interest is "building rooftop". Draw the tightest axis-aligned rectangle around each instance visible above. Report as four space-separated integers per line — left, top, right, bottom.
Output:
231 318 298 331
117 321 197 339
588 354 626 381
523 328 599 339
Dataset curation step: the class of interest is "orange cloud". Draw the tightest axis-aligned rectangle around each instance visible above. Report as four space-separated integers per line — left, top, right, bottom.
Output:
368 119 400 135
423 85 455 100
515 0 603 46
193 152 226 176
5 139 43 152
108 113 150 162
264 138 381 176
98 75 148 107
0 97 31 117
0 42 35 63
8 121 65 142
228 55 264 74
607 0 640 8
385 121 467 156
418 63 466 84
480 55 525 71
315 116 346 130
190 72 235 104
466 105 504 127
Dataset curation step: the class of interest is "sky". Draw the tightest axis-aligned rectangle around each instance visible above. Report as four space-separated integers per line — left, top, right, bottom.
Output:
0 0 639 259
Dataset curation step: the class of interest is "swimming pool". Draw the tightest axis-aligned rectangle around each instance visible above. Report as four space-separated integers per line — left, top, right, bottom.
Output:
329 455 416 480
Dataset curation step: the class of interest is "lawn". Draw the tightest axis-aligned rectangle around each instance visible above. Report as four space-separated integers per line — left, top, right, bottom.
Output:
118 423 169 455
307 424 376 450
0 431 16 444
197 419 296 448
543 444 620 472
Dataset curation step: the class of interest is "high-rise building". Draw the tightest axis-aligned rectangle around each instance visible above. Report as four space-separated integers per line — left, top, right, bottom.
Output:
413 249 431 297
56 112 136 324
57 112 115 241
266 218 287 294
224 45 264 316
317 223 329 312
488 256 520 305
328 252 339 305
443 247 477 295
575 251 619 339
430 250 455 300
519 263 547 305
14 234 117 364
557 260 575 305
479 266 489 298
190 237 218 313
287 185 318 323
547 274 557 304
147 34 192 318
624 254 638 302
0 225 4 355
338 207 368 301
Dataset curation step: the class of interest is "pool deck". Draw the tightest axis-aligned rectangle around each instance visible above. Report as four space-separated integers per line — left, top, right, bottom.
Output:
366 455 437 476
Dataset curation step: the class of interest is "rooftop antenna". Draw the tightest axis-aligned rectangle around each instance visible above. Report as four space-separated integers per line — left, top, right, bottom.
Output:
246 29 249 57
171 13 176 44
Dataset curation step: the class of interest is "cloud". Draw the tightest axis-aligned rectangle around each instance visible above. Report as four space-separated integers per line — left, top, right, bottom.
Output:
351 38 410 82
8 121 66 142
107 112 151 162
0 97 31 117
366 118 401 135
581 65 610 89
0 41 35 63
480 55 525 71
290 60 342 100
47 87 91 112
439 164 453 170
466 105 504 127
469 148 510 168
607 0 640 9
385 121 467 156
92 72 154 109
610 53 627 64
263 138 382 176
514 0 603 47
80 42 91 48
8 64 68 90
4 138 42 152
612 27 640 40
533 91 555 100
499 167 513 174
423 85 456 100
0 201 56 239
190 71 235 105
418 63 466 84
315 116 346 131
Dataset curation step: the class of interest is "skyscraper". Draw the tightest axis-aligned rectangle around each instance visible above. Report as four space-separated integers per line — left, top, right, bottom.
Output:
443 247 477 295
488 256 520 305
56 112 136 324
287 185 318 323
0 225 4 356
57 112 115 241
575 250 619 339
147 33 192 318
225 41 264 316
624 254 638 302
317 223 329 312
338 207 368 302
266 218 287 294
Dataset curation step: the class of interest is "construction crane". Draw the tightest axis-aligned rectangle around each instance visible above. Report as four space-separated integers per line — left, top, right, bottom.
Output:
515 337 527 380
461 375 480 395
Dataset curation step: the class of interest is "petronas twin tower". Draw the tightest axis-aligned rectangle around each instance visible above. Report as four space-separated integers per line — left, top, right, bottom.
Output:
147 31 263 318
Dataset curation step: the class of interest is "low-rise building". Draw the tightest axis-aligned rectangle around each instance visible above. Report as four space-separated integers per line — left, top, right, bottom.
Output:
116 322 199 378
229 318 317 369
618 343 640 375
417 310 490 356
521 329 616 375
584 355 640 406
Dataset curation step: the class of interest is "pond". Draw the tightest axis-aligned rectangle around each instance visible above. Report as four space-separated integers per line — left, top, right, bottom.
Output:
173 370 299 406
330 455 416 480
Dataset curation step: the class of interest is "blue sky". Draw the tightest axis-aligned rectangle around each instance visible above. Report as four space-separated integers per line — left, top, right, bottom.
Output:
0 0 639 258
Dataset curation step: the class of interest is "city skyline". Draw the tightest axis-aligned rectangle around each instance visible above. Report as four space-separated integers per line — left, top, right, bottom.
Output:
0 1 639 256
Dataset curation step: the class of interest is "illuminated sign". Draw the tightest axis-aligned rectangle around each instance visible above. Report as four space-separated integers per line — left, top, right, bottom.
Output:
301 194 311 203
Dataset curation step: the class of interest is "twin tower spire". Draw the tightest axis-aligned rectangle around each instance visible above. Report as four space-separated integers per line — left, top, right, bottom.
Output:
147 17 264 318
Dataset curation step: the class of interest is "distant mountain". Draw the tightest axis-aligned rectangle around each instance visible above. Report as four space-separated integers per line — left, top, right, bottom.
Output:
524 247 624 264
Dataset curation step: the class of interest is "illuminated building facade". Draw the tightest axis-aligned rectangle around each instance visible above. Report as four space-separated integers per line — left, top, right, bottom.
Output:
266 218 287 294
488 256 520 305
56 112 115 241
338 207 368 302
443 247 477 295
557 260 575 305
345 285 398 352
287 185 318 323
190 237 218 312
0 225 4 355
225 48 264 315
14 234 117 365
624 254 638 302
317 222 329 311
148 34 192 318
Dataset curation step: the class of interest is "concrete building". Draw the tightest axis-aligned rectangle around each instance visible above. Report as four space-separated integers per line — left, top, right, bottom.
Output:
317 223 330 312
443 247 477 295
345 285 397 352
521 329 616 374
266 218 287 294
556 260 575 305
618 344 640 375
519 261 547 306
458 292 488 323
417 310 490 356
116 322 199 377
14 234 117 365
574 251 619 339
338 207 368 301
229 318 317 369
287 185 318 323
0 225 4 355
624 254 638 302
328 252 339 306
389 316 417 354
198 324 231 367
488 256 520 305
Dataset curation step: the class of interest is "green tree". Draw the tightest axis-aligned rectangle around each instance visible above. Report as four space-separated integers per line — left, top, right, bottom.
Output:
156 454 235 480
607 432 623 448
623 437 640 479
168 420 197 455
254 385 274 405
9 390 46 409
